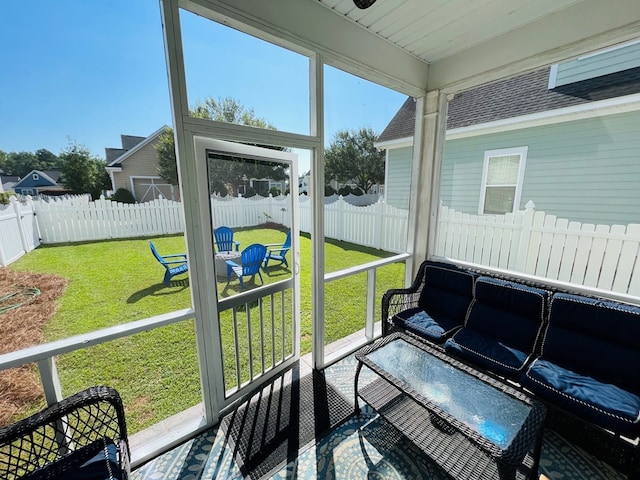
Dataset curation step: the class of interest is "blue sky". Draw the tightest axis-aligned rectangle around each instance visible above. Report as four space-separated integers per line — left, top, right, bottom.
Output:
0 1 407 173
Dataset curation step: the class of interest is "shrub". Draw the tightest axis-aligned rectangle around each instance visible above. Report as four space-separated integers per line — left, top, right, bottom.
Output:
269 186 281 197
324 184 336 196
210 179 228 196
244 186 257 198
0 191 16 205
110 188 136 204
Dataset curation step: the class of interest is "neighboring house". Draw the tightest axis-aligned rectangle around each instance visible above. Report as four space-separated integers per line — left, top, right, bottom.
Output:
246 178 286 196
299 174 310 194
12 170 66 196
0 176 20 192
327 178 383 195
105 126 180 202
376 39 640 225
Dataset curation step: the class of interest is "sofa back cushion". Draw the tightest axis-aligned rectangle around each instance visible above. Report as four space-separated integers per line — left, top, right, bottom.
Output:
418 263 475 324
543 293 640 394
466 277 548 354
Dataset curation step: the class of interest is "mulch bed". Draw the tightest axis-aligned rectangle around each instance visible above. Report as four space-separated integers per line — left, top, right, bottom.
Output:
0 267 67 426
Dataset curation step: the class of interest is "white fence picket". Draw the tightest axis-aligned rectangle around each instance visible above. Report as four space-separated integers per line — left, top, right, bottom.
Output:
547 218 568 280
534 214 556 277
613 224 639 293
571 224 595 286
584 224 610 288
598 224 626 291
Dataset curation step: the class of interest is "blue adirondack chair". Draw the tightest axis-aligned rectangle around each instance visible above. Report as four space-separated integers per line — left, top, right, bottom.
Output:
214 226 240 252
149 241 189 285
226 243 267 288
263 230 292 268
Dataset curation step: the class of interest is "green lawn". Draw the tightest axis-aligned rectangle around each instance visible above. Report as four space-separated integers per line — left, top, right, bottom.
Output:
10 227 405 432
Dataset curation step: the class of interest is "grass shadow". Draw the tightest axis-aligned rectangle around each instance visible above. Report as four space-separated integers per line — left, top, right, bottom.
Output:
127 278 189 303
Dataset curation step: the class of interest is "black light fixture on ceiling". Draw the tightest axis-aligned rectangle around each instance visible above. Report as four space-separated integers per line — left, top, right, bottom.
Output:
353 0 377 9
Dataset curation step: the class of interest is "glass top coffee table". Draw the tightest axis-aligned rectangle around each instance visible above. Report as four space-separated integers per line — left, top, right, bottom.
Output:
354 332 546 480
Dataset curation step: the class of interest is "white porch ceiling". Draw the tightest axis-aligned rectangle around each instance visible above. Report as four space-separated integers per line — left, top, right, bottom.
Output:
188 0 640 95
318 0 581 63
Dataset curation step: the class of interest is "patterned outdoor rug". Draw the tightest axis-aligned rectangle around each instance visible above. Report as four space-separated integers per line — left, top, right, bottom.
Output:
220 367 354 480
131 353 626 480
271 408 625 480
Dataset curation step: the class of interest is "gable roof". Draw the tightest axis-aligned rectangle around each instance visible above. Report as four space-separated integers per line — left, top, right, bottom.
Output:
105 126 168 167
377 65 640 143
121 135 146 150
13 170 61 188
105 148 128 163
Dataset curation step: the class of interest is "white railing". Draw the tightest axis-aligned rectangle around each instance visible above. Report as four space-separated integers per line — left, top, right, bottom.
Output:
436 202 640 297
0 197 39 266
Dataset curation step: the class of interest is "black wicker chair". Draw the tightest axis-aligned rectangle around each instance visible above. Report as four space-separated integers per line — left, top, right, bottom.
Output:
0 385 130 480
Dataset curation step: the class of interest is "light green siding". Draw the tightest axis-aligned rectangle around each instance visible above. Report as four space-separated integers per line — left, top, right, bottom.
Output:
553 42 640 87
441 110 640 225
385 146 413 209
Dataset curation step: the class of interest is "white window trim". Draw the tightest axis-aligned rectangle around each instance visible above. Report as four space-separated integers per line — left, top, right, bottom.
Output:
547 64 559 89
478 146 528 215
33 173 39 180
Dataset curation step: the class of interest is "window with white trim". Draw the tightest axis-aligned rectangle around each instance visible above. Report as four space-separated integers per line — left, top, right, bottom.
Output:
479 147 527 215
33 173 39 180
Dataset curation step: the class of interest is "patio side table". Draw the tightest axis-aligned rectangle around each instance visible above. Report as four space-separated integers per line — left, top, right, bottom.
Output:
214 251 241 279
354 332 547 480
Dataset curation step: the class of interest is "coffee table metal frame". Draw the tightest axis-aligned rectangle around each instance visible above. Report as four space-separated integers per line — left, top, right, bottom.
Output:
354 332 546 480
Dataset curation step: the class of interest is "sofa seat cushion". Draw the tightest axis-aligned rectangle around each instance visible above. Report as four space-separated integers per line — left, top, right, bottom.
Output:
393 307 462 343
444 327 529 380
542 293 640 395
24 437 124 480
521 359 640 438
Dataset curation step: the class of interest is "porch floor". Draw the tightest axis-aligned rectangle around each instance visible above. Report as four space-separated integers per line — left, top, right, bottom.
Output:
131 352 626 480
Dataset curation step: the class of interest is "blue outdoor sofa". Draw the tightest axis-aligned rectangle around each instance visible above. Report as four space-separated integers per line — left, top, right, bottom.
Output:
382 260 640 478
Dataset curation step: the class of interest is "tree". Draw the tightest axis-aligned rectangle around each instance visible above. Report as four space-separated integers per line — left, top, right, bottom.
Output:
35 149 61 171
0 149 61 177
59 142 110 199
4 151 38 177
0 150 6 174
155 96 288 195
325 127 385 194
155 128 178 185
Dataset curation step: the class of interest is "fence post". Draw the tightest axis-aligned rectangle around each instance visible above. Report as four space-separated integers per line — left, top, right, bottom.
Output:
374 199 383 249
11 196 30 254
515 201 535 271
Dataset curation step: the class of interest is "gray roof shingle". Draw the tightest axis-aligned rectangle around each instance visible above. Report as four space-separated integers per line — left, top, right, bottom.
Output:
121 135 146 150
377 66 640 142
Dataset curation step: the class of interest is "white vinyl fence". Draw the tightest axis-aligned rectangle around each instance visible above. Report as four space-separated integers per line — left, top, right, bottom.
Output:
435 202 640 296
300 196 408 253
12 194 408 255
35 196 185 243
0 197 39 266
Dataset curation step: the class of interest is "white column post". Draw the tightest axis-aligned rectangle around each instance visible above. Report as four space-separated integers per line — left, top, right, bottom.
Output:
408 91 449 280
310 53 326 370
